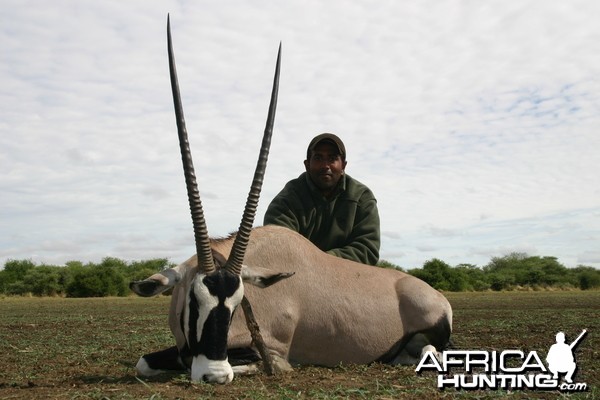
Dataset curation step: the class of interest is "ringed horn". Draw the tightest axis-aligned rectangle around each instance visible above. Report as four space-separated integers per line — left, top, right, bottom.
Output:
167 15 281 275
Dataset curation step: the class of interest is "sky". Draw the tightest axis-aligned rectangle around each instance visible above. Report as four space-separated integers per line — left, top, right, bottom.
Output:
1 0 599 270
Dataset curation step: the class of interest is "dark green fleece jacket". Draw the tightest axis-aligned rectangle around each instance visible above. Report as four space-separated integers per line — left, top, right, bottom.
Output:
263 172 380 265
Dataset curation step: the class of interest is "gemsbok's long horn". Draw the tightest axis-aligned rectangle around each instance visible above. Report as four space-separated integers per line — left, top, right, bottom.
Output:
167 15 216 274
225 43 281 276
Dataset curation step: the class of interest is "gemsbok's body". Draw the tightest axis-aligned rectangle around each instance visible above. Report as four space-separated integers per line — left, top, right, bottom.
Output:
130 16 452 384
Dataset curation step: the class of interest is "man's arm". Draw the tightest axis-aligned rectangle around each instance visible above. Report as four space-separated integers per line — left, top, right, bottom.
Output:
327 196 380 265
263 192 300 232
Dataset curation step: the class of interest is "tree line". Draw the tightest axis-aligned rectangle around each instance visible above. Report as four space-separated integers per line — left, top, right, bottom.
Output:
400 253 600 291
0 253 598 297
0 258 173 297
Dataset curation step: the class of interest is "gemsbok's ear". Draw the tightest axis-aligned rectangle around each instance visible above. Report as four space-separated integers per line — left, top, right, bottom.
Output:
129 268 182 297
241 264 294 288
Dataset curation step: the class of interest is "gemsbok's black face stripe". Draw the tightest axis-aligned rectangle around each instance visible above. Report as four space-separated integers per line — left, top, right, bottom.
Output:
186 269 242 360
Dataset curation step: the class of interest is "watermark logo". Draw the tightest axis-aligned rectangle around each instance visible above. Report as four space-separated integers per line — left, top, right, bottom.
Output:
415 329 588 392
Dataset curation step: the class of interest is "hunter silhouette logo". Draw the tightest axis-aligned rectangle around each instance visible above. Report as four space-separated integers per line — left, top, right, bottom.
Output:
416 329 588 392
546 329 587 384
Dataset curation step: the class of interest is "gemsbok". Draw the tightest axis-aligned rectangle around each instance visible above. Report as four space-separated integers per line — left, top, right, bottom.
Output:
130 16 453 384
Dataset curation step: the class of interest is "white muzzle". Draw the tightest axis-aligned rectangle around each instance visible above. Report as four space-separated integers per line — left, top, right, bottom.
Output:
191 354 234 384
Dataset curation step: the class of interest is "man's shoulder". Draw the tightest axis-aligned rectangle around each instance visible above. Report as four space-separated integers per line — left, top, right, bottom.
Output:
281 172 309 193
272 173 312 205
344 174 376 201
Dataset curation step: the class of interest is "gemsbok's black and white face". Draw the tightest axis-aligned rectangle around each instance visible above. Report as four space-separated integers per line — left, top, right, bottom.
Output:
131 253 293 383
183 269 243 383
128 14 281 384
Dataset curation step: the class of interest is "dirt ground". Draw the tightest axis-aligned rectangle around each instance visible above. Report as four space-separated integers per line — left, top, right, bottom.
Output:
1 291 598 399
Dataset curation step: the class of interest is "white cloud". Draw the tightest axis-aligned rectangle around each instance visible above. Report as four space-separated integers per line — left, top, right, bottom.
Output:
1 0 599 270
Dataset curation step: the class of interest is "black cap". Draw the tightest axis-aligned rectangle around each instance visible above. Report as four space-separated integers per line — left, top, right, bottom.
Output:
307 133 346 160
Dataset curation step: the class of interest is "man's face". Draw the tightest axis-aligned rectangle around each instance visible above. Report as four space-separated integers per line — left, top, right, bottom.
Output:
304 141 347 196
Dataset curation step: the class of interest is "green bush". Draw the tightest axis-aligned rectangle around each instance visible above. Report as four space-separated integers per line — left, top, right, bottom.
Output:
487 272 516 291
21 266 63 296
66 264 128 298
409 258 470 291
0 259 36 292
574 266 600 290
